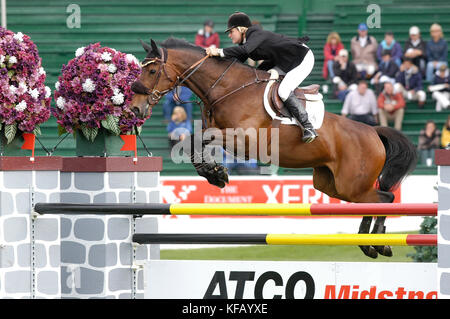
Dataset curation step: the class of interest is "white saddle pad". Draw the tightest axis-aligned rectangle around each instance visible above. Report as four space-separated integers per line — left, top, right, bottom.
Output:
263 73 325 129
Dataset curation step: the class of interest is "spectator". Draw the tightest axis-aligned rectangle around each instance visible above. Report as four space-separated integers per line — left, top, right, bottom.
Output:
442 115 450 148
195 19 220 49
341 80 378 126
395 58 426 108
371 50 399 94
377 81 406 131
426 23 448 82
222 149 259 175
323 31 344 80
429 64 450 111
167 106 192 148
404 26 427 77
332 49 358 101
162 87 193 122
350 23 378 79
418 120 441 166
376 31 403 67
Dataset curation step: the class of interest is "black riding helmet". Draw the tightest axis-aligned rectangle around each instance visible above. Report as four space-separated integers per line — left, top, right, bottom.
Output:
225 12 252 33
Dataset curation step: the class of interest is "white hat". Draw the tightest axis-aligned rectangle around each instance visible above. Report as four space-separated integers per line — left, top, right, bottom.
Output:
409 26 420 35
338 49 348 57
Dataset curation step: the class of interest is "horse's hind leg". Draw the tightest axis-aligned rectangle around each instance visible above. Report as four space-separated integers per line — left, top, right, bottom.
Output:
370 190 395 257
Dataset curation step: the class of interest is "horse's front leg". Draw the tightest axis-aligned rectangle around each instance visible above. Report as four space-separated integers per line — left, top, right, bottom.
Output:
180 130 229 188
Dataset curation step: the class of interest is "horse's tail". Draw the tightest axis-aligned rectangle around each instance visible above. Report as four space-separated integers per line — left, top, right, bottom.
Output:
375 126 418 192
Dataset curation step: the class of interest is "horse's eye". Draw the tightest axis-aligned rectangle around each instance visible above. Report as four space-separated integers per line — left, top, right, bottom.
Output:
149 69 156 74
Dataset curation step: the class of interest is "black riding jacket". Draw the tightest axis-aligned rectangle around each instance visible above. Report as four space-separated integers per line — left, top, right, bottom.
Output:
222 25 310 73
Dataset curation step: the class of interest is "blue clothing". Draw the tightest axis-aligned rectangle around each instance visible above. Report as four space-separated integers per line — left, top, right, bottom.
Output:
377 40 403 66
433 70 450 92
396 67 423 91
377 59 399 78
167 120 192 139
162 87 194 120
426 38 448 62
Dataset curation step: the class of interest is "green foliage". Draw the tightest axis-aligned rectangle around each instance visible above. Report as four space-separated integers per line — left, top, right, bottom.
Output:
101 115 121 136
80 123 99 142
407 217 437 262
4 123 17 144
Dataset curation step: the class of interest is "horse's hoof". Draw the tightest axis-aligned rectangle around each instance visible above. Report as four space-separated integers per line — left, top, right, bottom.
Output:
200 164 229 188
359 245 378 259
374 245 393 257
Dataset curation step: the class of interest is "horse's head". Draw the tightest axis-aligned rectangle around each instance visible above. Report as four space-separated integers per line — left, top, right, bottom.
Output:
130 39 176 118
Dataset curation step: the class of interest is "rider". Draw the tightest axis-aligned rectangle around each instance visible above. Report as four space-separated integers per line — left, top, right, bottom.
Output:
205 12 318 143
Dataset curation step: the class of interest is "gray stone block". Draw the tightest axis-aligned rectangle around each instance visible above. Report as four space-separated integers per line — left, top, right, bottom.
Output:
439 244 450 268
49 245 60 268
107 218 130 240
0 192 14 216
5 271 31 293
76 267 104 295
441 167 450 184
439 187 450 210
74 172 104 191
74 218 105 241
61 217 72 238
137 269 144 290
37 271 59 295
135 217 158 233
35 218 59 241
93 192 117 203
88 243 117 267
60 192 90 204
0 245 14 268
60 266 74 294
17 244 30 267
118 192 132 203
61 241 86 264
119 293 131 299
135 191 146 203
440 272 450 295
4 171 32 189
119 242 131 266
137 172 158 188
148 191 160 203
108 172 134 189
135 245 148 261
4 217 27 242
60 172 72 190
440 215 450 241
35 171 59 190
16 192 46 214
108 268 131 292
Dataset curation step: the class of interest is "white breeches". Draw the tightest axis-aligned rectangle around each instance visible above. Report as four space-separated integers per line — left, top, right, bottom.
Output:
278 49 315 101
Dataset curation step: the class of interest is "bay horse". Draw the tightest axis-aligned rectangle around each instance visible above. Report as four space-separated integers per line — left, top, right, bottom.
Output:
130 38 417 259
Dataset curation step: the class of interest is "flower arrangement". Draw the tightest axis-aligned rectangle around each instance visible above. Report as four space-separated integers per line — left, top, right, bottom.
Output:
0 27 51 143
52 42 146 141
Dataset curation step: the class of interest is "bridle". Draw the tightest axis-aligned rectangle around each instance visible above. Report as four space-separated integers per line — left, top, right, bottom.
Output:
132 48 209 112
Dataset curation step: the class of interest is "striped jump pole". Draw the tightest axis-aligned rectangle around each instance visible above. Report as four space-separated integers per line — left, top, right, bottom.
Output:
34 202 438 216
132 233 437 246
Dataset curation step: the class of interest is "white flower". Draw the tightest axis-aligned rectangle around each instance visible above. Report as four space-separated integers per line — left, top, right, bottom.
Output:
8 56 17 64
126 54 139 65
45 86 51 98
15 100 27 112
55 81 60 91
56 96 66 110
13 32 24 42
111 92 124 105
75 47 85 57
82 78 95 93
18 82 27 94
38 67 46 76
101 52 112 62
9 85 17 95
113 88 120 95
0 55 4 64
29 88 39 100
107 63 117 73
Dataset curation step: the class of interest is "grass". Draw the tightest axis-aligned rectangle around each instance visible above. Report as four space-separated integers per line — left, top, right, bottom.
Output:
161 244 420 262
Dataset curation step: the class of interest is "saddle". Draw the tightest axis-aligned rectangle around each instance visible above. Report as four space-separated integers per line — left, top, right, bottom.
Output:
269 81 320 114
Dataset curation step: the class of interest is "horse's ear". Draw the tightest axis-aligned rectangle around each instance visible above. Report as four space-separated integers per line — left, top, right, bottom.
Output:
140 39 152 54
150 39 161 58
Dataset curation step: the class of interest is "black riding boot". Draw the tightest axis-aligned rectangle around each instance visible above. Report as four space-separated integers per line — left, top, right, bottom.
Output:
284 92 318 143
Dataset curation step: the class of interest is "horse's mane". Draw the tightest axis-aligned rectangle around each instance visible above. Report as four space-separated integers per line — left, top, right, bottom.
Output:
160 37 255 72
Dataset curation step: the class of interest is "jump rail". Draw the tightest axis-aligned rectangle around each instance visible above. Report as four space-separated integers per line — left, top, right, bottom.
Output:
132 233 437 246
34 202 438 216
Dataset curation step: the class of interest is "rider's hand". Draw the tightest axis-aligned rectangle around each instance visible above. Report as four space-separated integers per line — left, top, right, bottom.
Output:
205 47 220 56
